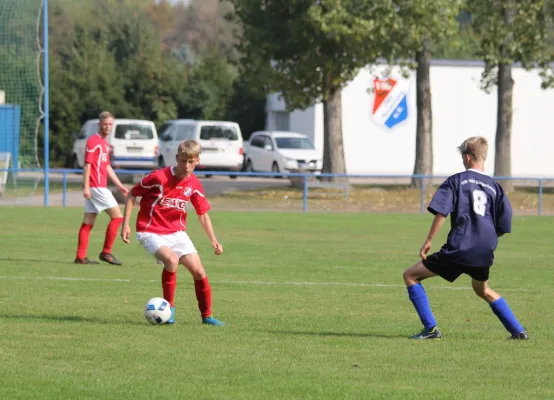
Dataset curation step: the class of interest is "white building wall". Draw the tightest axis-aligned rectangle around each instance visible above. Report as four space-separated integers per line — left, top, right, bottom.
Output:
266 61 554 177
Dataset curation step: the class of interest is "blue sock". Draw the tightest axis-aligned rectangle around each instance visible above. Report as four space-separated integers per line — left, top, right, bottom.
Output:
407 283 437 330
490 297 524 335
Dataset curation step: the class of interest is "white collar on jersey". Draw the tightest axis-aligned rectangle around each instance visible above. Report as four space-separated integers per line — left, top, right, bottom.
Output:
170 166 176 176
468 168 489 176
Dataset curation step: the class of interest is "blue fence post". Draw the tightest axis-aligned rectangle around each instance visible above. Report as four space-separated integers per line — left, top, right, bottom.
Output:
538 179 543 216
303 174 308 212
62 170 67 208
420 175 426 214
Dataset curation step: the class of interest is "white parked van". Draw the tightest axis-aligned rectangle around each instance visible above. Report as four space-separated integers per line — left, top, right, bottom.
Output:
158 120 244 178
72 119 159 170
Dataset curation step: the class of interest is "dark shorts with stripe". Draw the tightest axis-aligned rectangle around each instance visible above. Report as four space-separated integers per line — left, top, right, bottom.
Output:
422 252 490 283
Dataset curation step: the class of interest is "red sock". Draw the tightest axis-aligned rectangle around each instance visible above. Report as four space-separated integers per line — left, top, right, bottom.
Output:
76 223 93 259
194 276 212 319
162 269 177 307
103 217 123 254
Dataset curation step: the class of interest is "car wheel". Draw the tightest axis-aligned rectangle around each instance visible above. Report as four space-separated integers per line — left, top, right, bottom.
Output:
205 174 213 178
272 162 282 179
230 175 238 179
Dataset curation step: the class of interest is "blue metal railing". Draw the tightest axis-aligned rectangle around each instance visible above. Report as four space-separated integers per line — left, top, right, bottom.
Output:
1 168 553 215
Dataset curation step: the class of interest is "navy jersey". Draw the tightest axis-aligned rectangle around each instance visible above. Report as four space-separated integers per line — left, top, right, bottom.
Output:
427 169 512 267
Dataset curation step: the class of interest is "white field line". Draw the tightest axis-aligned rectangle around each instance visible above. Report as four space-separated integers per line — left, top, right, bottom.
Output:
0 275 528 292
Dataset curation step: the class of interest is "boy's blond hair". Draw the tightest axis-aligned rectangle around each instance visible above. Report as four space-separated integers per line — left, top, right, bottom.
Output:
99 111 114 121
177 140 202 159
458 136 488 162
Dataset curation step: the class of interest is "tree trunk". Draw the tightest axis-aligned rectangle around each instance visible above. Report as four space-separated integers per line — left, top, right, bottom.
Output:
495 1 515 192
322 86 346 181
411 39 433 188
495 62 514 191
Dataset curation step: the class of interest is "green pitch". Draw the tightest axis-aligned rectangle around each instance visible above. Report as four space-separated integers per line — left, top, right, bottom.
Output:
1 208 553 399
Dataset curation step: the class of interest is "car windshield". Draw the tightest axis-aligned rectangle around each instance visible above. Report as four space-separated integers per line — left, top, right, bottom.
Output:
275 137 314 149
114 124 155 140
200 125 239 140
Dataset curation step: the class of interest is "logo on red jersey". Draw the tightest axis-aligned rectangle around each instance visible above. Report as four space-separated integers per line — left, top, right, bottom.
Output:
160 197 188 211
184 187 192 197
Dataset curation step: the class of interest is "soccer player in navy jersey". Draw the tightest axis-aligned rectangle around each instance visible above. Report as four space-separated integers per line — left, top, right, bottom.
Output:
120 140 225 326
402 136 528 340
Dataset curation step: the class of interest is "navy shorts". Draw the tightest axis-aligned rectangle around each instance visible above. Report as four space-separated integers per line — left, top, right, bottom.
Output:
422 253 490 282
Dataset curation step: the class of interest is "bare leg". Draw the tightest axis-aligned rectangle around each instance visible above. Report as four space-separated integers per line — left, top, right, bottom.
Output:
179 253 206 280
83 212 97 225
471 279 501 304
403 260 437 286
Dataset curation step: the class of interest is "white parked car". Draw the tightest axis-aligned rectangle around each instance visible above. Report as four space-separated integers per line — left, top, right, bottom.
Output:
244 131 323 174
72 119 159 170
158 119 244 178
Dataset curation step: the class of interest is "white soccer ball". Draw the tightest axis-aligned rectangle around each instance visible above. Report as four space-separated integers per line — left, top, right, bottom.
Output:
144 297 172 325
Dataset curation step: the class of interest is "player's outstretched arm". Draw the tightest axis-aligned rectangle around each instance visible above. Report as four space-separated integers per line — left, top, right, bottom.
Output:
420 213 446 260
106 165 129 196
197 213 223 255
121 193 136 244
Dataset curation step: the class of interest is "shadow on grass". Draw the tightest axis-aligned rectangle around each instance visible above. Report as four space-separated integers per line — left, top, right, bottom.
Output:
0 257 75 265
0 313 145 326
266 329 406 339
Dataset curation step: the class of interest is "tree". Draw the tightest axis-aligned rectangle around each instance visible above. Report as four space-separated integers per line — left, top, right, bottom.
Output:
46 0 192 165
468 0 554 190
180 49 238 120
224 77 267 141
228 0 401 178
392 1 462 188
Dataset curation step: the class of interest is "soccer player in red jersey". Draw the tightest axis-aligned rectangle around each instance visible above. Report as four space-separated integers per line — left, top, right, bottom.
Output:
75 111 129 265
120 140 225 326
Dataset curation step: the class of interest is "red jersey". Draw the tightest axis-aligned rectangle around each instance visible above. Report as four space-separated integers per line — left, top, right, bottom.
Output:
131 167 210 234
84 133 111 188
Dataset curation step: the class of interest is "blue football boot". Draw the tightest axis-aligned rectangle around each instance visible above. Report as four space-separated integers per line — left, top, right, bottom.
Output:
409 326 441 340
202 316 225 326
166 306 175 325
508 331 529 340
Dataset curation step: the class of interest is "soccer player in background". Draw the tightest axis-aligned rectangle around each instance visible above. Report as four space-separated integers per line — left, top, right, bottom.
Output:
75 111 128 265
120 140 225 326
402 136 528 340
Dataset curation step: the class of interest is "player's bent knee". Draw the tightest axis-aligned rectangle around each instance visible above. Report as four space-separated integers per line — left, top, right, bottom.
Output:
178 253 206 279
186 264 206 280
83 213 97 225
403 262 424 285
106 206 123 219
158 254 179 272
402 269 412 283
472 288 487 300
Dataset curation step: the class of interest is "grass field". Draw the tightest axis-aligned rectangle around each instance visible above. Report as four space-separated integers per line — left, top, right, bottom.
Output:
1 208 553 399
